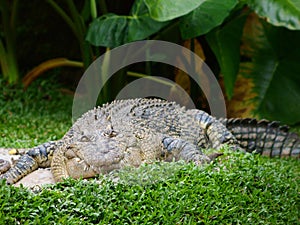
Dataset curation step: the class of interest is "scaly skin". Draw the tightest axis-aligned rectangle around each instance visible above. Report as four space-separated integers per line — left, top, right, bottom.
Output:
219 118 300 157
0 159 11 174
0 98 299 184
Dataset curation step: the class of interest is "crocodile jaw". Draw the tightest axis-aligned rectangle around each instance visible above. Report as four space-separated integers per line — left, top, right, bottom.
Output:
51 140 126 182
65 157 97 179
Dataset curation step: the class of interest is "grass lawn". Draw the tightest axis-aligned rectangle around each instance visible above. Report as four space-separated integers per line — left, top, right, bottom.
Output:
0 78 299 224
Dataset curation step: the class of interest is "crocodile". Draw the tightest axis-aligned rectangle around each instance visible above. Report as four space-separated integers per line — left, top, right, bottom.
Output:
0 98 299 184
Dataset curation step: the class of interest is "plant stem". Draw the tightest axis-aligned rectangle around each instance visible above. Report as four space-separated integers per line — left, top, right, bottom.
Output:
66 0 93 68
127 71 174 87
98 0 108 14
90 0 97 19
0 0 19 83
46 0 78 40
101 47 110 101
0 40 9 77
47 0 93 68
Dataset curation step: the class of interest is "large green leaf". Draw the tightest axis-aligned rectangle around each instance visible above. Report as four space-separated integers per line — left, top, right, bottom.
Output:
180 0 238 39
86 0 168 48
206 14 247 99
247 0 300 30
144 0 204 21
242 19 300 124
86 13 127 47
128 1 169 41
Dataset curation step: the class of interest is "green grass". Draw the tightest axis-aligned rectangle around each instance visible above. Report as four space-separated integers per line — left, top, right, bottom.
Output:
0 78 299 224
0 77 72 148
0 153 299 224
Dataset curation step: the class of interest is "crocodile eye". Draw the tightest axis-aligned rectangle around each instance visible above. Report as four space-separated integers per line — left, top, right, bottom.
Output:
102 130 117 138
80 135 96 142
80 135 90 142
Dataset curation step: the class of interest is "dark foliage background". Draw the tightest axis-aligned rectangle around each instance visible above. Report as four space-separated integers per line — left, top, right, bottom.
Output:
1 0 300 124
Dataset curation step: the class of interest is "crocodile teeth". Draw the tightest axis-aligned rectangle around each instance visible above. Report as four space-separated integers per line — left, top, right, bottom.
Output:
74 157 80 162
74 157 85 164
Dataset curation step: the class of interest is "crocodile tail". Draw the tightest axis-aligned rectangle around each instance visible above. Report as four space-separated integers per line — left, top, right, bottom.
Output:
219 118 300 158
0 141 60 184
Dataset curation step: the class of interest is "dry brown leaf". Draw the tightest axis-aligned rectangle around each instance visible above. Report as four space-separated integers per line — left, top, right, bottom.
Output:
22 58 83 88
226 64 257 118
173 39 206 102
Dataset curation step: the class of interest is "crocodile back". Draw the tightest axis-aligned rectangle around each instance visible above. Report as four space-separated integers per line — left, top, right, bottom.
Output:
68 98 208 153
220 118 300 158
108 98 208 148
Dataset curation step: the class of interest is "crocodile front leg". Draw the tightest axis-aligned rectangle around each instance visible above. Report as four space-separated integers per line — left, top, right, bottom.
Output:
0 141 59 184
162 137 221 164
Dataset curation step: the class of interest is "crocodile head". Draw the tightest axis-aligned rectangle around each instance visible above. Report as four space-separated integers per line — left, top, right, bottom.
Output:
50 129 152 182
51 134 130 182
